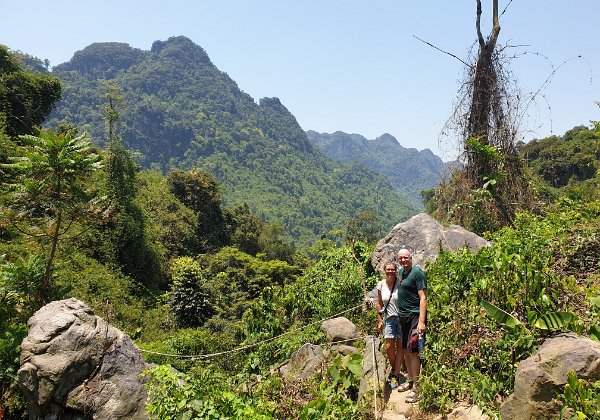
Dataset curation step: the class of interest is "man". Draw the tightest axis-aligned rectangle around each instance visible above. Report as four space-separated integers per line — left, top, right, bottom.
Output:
395 248 427 403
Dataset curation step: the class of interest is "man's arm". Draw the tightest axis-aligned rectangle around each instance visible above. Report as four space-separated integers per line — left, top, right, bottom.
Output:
417 289 427 333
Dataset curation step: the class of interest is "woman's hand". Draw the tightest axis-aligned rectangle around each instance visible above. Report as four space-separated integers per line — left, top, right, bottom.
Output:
377 319 383 331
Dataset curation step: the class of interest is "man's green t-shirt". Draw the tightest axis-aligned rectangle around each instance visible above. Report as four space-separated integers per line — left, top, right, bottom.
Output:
397 266 426 314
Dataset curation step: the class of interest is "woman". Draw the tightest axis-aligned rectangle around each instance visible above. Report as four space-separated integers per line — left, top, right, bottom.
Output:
376 261 402 389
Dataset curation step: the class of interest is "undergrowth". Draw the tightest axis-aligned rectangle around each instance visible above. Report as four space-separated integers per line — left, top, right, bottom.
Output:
420 200 600 416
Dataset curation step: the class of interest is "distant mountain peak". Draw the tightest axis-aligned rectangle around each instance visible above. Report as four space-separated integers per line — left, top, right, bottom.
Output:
53 42 146 76
374 133 400 147
307 130 448 207
259 97 289 114
150 36 212 65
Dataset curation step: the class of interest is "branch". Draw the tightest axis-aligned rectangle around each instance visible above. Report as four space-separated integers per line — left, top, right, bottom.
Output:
489 0 501 48
350 241 369 311
7 221 48 238
500 0 514 18
412 35 470 67
476 0 485 47
61 221 97 241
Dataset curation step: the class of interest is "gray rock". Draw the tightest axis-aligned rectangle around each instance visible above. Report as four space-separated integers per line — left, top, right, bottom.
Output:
446 404 488 419
18 298 150 419
371 213 491 273
279 343 325 379
329 344 360 357
500 333 600 420
359 336 387 400
321 317 359 344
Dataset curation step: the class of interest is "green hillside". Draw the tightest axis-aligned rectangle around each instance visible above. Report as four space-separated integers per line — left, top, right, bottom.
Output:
46 36 417 248
517 124 599 201
307 130 452 208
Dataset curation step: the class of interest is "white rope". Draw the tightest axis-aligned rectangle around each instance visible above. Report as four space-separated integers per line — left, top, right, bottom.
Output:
139 303 365 360
372 335 377 419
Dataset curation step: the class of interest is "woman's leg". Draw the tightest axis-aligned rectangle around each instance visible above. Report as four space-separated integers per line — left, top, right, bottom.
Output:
394 341 404 375
385 338 397 371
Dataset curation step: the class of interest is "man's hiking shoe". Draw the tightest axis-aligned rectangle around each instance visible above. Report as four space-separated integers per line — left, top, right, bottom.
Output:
405 391 419 404
397 381 413 392
388 375 399 389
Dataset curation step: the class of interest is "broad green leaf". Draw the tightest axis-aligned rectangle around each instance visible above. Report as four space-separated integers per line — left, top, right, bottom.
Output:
328 366 340 382
482 300 522 327
345 354 363 377
534 312 573 330
588 324 600 341
527 310 538 326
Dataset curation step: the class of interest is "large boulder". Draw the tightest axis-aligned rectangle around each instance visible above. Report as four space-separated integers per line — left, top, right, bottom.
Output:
18 298 150 419
371 213 491 273
321 317 360 344
500 333 600 420
278 343 325 379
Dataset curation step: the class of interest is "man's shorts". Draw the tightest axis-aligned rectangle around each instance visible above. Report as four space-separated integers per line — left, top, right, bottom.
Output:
399 314 420 351
383 316 401 339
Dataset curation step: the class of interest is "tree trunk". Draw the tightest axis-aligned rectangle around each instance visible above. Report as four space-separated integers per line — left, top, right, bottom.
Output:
467 0 502 180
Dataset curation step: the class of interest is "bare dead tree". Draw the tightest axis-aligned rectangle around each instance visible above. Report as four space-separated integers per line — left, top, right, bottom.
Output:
426 0 535 233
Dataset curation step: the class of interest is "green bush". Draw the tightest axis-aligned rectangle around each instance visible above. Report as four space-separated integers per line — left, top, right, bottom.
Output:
420 200 600 415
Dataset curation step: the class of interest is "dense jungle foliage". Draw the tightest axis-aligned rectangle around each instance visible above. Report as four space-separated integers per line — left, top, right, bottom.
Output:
40 36 417 249
1 43 599 419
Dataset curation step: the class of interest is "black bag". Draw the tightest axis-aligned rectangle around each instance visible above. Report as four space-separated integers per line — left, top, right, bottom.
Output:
397 312 413 324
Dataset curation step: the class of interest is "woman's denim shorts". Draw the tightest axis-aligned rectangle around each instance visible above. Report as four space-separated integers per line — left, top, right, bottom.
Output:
383 316 401 339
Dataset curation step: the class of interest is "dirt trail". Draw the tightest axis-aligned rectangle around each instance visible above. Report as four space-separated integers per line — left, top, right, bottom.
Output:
380 373 419 420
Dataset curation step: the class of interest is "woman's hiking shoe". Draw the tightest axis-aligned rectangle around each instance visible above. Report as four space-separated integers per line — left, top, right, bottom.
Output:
397 381 413 392
388 374 399 389
405 391 419 404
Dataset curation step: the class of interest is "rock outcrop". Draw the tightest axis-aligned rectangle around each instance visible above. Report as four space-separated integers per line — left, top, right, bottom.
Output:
359 336 386 400
371 213 491 273
18 298 150 419
278 343 325 379
500 333 600 419
321 316 360 344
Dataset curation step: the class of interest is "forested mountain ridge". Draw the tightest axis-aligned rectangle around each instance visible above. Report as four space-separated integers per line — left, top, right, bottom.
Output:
306 130 451 207
45 36 417 247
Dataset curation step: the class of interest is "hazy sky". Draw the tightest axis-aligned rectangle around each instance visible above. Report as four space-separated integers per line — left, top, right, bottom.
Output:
2 1 599 160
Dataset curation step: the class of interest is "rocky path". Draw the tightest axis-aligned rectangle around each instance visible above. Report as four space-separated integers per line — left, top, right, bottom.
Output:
378 373 487 420
380 373 418 420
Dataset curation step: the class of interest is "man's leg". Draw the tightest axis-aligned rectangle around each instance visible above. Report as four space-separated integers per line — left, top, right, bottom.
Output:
404 352 421 402
405 351 420 383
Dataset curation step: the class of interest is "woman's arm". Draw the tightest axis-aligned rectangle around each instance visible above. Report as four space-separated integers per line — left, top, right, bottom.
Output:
377 289 384 330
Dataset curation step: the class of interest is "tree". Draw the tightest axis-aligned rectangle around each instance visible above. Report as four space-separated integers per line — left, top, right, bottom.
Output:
0 45 61 138
167 168 230 251
169 257 215 328
344 210 382 245
430 0 533 233
228 203 264 255
1 128 102 297
258 222 295 263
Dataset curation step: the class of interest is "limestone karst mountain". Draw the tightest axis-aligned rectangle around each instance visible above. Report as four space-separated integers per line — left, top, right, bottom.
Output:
45 36 418 247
